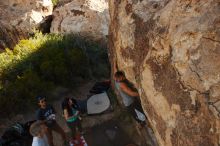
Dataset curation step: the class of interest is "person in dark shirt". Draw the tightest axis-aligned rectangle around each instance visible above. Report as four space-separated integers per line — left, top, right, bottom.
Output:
36 97 66 146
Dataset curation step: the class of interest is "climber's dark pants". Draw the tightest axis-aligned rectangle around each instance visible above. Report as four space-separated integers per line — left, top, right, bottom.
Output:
126 99 147 124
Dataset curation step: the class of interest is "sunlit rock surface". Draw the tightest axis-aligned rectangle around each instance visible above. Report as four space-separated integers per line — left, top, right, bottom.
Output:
50 0 109 40
109 0 220 146
0 0 53 50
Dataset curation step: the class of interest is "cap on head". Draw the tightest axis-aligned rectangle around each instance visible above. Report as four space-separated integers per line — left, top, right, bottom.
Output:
36 96 45 102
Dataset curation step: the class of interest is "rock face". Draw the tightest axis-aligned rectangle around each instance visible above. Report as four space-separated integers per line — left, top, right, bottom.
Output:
50 0 109 40
0 22 28 51
0 0 53 50
109 0 220 146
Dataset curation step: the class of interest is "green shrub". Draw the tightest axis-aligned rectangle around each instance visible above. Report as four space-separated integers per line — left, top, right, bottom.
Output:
52 0 59 5
0 32 110 117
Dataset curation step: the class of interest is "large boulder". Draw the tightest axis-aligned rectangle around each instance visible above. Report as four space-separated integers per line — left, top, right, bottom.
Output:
109 0 220 146
50 0 109 41
0 0 53 50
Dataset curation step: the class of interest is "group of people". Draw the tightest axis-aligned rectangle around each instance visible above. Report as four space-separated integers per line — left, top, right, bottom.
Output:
29 70 147 146
30 96 82 146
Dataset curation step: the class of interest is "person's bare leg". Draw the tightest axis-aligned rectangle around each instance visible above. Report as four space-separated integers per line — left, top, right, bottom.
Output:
46 128 54 146
67 122 76 139
76 119 82 133
53 122 67 143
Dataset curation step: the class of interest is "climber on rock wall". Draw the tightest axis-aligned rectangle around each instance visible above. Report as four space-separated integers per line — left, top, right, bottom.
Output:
114 70 147 127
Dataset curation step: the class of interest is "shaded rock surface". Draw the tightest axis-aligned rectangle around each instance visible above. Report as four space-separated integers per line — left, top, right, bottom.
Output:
50 0 109 41
0 22 28 51
109 0 220 146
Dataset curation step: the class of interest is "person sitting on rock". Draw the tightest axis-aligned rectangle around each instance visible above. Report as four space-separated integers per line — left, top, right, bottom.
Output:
114 71 147 126
30 121 49 146
36 96 66 146
62 97 83 142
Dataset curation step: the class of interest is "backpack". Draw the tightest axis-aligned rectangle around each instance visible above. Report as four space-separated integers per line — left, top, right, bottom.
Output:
0 120 35 146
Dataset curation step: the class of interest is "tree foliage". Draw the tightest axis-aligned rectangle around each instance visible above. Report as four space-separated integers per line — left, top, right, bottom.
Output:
0 32 109 117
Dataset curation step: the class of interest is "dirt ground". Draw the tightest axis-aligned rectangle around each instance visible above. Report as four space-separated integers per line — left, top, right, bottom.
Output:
0 81 156 146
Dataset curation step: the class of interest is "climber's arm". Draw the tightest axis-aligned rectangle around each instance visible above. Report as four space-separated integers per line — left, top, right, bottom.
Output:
120 82 139 97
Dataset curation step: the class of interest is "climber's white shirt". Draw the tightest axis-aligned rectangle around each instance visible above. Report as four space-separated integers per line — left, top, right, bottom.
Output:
32 135 49 146
42 0 53 7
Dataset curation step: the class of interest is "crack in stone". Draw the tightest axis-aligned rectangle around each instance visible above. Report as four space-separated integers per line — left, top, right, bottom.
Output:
173 65 193 92
188 65 203 83
202 37 220 43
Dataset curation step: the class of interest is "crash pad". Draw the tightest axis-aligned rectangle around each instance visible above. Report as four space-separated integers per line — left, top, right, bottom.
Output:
87 92 110 114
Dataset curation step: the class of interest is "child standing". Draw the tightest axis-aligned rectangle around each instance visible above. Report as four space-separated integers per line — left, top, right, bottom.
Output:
30 121 49 146
62 97 82 141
